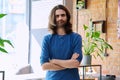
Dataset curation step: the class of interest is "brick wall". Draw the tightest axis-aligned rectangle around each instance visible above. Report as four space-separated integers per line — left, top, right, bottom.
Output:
73 0 120 76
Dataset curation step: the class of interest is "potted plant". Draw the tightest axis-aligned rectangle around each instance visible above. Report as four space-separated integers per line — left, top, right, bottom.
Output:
76 0 85 9
0 14 14 53
81 19 113 65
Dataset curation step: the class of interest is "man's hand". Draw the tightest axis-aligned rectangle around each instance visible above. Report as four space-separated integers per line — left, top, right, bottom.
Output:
49 53 80 68
71 53 79 60
41 62 65 71
50 59 80 68
50 53 79 63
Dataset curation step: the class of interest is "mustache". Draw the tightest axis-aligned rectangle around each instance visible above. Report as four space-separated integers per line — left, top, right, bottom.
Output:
57 20 64 23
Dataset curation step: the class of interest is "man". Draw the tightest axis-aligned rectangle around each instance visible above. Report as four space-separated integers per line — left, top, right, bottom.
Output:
40 4 83 80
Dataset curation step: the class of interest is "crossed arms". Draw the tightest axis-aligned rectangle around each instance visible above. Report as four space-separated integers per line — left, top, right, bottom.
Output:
41 53 80 71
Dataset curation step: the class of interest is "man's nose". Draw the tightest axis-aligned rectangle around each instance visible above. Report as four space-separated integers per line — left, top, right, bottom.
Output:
58 16 63 20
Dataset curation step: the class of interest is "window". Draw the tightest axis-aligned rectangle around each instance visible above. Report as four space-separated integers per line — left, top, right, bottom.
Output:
0 0 64 79
0 0 28 79
30 0 63 76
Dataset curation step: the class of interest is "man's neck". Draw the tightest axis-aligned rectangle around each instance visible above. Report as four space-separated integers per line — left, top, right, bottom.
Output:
57 28 66 35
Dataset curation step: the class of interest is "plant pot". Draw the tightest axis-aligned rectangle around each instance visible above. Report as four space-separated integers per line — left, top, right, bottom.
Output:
81 55 92 65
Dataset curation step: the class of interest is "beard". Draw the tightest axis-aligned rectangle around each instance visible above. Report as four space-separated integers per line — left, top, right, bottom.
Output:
56 20 67 28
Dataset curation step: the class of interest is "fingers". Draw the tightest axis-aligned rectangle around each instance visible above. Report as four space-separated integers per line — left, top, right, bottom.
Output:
49 59 54 63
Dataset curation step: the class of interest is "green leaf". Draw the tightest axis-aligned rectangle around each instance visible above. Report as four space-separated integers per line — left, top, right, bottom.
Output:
0 38 4 47
83 25 88 30
97 53 103 60
93 37 104 42
0 14 7 18
0 47 8 53
0 38 14 48
104 42 113 50
0 38 14 54
86 32 90 37
3 39 14 48
92 31 100 38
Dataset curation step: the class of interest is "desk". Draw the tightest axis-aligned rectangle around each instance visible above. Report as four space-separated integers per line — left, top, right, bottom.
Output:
79 65 102 80
0 71 5 80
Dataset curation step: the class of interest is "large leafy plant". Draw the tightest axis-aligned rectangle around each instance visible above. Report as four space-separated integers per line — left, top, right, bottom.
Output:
82 19 113 59
0 14 14 53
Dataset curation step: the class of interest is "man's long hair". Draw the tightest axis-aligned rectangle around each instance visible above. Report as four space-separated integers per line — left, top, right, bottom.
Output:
48 4 73 34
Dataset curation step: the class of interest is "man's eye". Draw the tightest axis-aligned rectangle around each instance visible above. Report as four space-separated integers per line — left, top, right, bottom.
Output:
61 14 65 17
56 15 59 18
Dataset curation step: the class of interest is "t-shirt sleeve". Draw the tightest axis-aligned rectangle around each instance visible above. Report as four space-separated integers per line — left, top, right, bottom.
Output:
73 34 83 62
40 35 50 65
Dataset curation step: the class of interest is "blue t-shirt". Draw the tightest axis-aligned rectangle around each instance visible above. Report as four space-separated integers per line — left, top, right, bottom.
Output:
40 32 83 80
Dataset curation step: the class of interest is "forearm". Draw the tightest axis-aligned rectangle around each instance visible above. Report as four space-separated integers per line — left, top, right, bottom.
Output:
41 62 66 71
50 59 80 68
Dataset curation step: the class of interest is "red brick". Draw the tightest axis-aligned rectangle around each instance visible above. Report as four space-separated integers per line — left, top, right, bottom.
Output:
73 0 120 75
